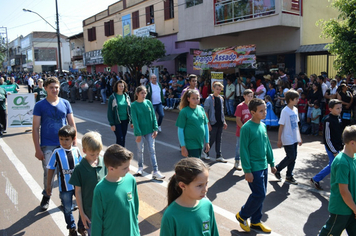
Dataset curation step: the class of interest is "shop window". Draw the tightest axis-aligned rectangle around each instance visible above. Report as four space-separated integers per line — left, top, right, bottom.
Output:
88 27 96 42
164 0 174 20
104 20 114 36
146 5 154 25
186 0 203 8
132 11 140 29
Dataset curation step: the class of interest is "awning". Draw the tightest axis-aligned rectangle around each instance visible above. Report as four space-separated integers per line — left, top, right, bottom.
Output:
157 53 186 62
296 43 329 53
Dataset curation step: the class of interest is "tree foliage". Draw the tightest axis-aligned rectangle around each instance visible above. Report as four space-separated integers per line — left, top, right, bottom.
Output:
102 35 166 83
318 0 356 75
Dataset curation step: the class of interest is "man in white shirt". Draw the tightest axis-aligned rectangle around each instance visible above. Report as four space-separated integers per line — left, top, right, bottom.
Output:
28 76 34 93
146 75 165 132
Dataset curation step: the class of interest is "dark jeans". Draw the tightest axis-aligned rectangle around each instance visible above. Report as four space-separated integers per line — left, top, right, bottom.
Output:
0 109 6 131
113 120 129 147
319 213 356 236
239 168 268 224
60 190 76 229
28 85 33 93
207 125 223 157
276 142 298 177
153 103 164 126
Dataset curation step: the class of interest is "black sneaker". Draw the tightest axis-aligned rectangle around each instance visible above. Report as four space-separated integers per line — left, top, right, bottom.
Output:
69 228 78 236
274 171 281 181
310 178 323 190
40 196 50 211
286 176 298 185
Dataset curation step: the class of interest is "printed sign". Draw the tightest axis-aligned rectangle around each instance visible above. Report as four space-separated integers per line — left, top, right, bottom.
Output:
211 72 224 93
7 93 35 128
122 14 132 37
193 45 256 70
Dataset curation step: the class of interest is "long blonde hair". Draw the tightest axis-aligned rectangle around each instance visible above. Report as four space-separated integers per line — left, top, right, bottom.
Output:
179 89 200 110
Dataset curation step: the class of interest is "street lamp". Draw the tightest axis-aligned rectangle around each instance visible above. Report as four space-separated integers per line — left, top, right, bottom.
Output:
23 0 62 73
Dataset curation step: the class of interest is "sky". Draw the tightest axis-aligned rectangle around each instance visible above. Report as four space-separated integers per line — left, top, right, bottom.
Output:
1 0 118 42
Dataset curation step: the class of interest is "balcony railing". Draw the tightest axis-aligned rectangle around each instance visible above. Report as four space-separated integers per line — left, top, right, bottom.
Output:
72 48 84 57
215 0 300 25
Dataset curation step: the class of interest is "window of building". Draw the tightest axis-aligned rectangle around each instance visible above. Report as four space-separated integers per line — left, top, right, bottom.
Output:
88 27 96 42
146 5 154 25
104 20 115 36
132 11 140 29
34 48 57 61
164 0 174 20
186 0 203 8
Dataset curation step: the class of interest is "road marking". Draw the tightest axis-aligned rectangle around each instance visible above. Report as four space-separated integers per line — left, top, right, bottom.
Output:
2 172 19 210
0 139 67 236
74 115 284 235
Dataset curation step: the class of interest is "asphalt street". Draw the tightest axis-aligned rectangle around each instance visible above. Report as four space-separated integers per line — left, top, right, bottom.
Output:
0 85 348 236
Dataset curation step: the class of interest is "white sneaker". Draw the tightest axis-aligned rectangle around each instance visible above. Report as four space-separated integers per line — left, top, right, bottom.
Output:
101 102 106 105
136 167 143 176
216 157 227 163
164 106 168 110
201 152 210 160
169 107 173 110
152 171 165 180
158 126 162 132
234 160 242 170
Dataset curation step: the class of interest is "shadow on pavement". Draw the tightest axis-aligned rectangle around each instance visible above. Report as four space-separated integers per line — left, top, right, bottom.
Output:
296 152 331 191
207 168 245 202
139 208 165 236
302 191 329 235
262 181 290 222
0 206 59 236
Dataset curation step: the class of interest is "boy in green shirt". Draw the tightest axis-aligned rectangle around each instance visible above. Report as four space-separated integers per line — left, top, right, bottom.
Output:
69 131 107 236
236 98 276 233
319 125 356 235
91 144 140 236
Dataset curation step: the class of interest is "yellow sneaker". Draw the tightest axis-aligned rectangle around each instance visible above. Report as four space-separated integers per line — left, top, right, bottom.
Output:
251 222 272 233
235 212 250 232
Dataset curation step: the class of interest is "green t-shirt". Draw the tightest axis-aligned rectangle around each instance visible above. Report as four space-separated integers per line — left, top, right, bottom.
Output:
33 87 47 102
328 152 356 215
0 87 6 110
176 106 208 150
69 156 107 220
240 120 274 173
160 198 219 236
91 174 140 236
115 93 128 120
131 99 158 136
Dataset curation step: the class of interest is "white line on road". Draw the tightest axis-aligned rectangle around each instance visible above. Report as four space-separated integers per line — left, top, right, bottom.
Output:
0 139 67 236
2 172 19 210
75 114 284 235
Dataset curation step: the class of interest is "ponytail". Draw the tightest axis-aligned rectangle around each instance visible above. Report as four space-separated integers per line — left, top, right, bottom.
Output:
167 174 182 205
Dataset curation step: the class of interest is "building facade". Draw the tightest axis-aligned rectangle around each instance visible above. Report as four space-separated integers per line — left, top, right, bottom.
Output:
177 0 339 77
7 31 70 73
82 0 199 75
68 32 86 72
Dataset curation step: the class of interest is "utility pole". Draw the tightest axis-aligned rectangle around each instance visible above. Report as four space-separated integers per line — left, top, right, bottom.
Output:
55 0 62 73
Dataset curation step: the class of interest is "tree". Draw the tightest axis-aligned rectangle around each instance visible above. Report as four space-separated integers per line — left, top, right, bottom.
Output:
318 0 356 75
102 35 166 85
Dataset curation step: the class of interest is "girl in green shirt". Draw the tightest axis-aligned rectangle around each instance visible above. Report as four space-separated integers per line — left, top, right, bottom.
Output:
131 86 165 180
107 80 131 147
176 89 210 158
161 158 219 236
